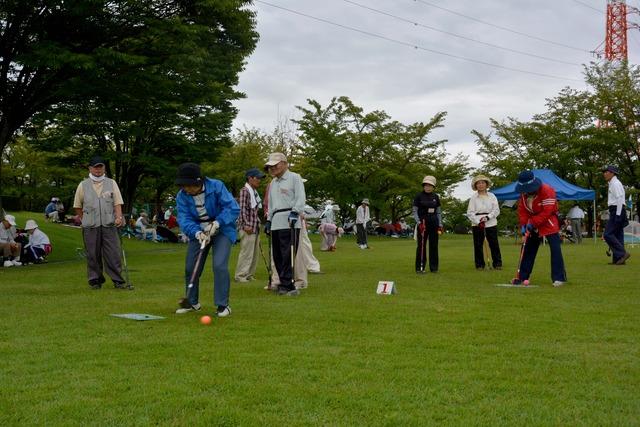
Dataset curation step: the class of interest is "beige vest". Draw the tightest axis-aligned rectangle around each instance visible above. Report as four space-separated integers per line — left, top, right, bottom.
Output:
81 178 115 228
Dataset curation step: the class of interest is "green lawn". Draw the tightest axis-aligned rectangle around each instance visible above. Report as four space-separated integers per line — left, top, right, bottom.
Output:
1 212 639 426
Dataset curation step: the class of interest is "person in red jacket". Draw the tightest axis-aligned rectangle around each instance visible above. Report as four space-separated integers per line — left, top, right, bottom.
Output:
512 170 567 287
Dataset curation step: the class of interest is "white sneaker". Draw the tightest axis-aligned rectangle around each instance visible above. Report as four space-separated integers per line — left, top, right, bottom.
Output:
175 303 201 314
3 260 13 268
216 306 231 317
12 260 22 266
552 281 566 287
234 277 250 283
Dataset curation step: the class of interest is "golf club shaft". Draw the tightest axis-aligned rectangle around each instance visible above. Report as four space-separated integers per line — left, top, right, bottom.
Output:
515 230 529 280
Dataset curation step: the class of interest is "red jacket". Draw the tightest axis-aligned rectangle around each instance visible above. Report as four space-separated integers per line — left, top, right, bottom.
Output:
518 183 560 236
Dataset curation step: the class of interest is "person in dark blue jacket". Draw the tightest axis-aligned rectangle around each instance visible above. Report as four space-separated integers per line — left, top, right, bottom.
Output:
174 163 240 317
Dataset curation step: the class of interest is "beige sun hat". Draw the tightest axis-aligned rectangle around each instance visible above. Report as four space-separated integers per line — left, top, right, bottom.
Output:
25 219 38 230
472 175 492 190
422 175 437 187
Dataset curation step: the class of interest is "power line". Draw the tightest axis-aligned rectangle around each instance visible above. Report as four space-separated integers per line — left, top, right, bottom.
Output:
570 0 604 14
343 0 582 66
411 0 591 52
254 0 583 82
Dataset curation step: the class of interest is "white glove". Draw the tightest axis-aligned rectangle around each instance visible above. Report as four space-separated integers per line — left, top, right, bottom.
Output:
207 220 220 236
195 231 210 246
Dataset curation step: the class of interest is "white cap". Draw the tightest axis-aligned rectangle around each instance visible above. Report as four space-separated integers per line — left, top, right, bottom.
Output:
264 152 287 167
25 219 38 230
3 214 16 226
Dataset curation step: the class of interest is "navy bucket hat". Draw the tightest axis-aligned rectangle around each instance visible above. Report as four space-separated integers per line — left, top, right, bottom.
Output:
515 170 542 193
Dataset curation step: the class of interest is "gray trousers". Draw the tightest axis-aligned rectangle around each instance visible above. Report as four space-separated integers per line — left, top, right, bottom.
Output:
83 226 124 283
570 219 582 243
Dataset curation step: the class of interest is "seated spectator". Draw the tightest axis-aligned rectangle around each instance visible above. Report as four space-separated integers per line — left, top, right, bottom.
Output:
1 214 22 267
45 198 59 222
55 198 65 222
22 220 52 264
135 211 158 242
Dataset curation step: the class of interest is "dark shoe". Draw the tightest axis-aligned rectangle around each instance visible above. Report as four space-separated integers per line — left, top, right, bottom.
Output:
114 281 134 290
88 277 105 289
494 265 502 270
616 252 631 265
416 269 426 274
476 267 485 271
277 286 299 296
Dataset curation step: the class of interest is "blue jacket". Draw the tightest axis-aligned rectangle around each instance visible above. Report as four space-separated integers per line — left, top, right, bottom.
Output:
45 202 57 215
176 178 240 242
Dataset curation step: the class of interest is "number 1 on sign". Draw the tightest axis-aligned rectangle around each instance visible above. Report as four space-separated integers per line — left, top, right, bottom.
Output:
377 281 396 295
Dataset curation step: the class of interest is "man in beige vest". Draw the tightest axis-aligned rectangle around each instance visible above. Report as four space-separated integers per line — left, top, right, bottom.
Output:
73 155 129 290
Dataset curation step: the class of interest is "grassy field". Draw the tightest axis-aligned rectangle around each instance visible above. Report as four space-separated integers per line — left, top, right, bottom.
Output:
1 212 639 426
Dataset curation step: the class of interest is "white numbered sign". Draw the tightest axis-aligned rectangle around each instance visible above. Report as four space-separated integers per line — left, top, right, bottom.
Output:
376 281 396 295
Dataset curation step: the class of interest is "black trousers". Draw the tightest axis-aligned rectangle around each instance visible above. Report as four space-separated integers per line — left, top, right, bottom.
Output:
271 228 300 291
356 223 367 246
471 225 502 268
415 220 439 272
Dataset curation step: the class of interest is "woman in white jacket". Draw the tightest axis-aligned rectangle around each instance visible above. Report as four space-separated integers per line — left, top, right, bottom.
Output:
466 175 502 270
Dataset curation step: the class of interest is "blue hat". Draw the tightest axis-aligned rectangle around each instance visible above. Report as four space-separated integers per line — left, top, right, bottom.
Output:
245 167 266 179
602 165 619 174
515 170 542 193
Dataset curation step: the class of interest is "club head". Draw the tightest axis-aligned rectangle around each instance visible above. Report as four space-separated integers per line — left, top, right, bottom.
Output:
178 297 191 308
606 249 612 257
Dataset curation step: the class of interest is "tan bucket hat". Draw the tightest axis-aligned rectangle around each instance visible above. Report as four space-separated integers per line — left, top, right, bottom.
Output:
422 175 436 187
471 175 492 190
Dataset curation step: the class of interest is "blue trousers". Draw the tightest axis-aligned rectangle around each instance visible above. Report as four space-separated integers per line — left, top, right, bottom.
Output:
184 234 232 308
518 232 566 283
603 206 627 263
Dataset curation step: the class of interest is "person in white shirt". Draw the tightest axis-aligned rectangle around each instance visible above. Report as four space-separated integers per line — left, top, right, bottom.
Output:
0 214 22 267
355 199 370 249
466 175 502 270
602 165 630 265
566 203 585 243
135 211 158 242
22 219 51 264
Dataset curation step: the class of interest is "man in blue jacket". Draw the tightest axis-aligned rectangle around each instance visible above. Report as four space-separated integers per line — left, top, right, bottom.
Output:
174 163 240 317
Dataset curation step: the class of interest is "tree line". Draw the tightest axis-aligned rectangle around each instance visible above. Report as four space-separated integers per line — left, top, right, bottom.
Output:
2 2 638 233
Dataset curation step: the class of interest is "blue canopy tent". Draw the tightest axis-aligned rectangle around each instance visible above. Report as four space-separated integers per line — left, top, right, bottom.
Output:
490 169 596 241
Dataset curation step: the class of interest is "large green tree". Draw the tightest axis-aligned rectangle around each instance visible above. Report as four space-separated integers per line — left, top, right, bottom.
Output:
294 96 470 222
1 0 258 214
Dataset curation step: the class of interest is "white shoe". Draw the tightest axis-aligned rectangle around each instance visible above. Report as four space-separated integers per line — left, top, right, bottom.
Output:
552 281 566 287
12 260 22 266
234 277 250 283
216 306 231 317
175 303 201 314
3 260 13 268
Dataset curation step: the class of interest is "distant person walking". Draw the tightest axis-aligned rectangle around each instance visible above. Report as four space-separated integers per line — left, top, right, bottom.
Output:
512 170 566 287
413 175 442 273
566 203 585 243
355 199 370 249
235 167 266 283
466 175 502 270
602 165 630 265
73 155 129 289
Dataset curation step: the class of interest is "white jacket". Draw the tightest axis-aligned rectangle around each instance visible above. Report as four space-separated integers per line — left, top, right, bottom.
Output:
466 192 500 228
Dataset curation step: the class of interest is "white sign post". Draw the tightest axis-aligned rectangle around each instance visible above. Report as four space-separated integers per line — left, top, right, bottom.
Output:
376 281 396 295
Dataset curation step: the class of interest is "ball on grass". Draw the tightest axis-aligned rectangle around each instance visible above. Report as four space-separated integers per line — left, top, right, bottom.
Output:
200 315 212 325
523 279 530 286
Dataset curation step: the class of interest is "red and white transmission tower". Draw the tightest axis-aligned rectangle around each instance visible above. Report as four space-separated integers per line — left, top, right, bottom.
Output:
605 0 628 61
604 0 627 61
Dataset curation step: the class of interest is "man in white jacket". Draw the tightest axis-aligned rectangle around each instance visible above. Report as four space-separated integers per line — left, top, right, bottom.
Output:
466 175 502 270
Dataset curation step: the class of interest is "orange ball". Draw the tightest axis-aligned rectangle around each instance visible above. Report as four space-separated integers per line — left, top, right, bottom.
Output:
200 315 212 325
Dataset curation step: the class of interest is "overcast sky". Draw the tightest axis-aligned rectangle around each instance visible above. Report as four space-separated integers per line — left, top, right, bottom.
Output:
232 0 640 198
